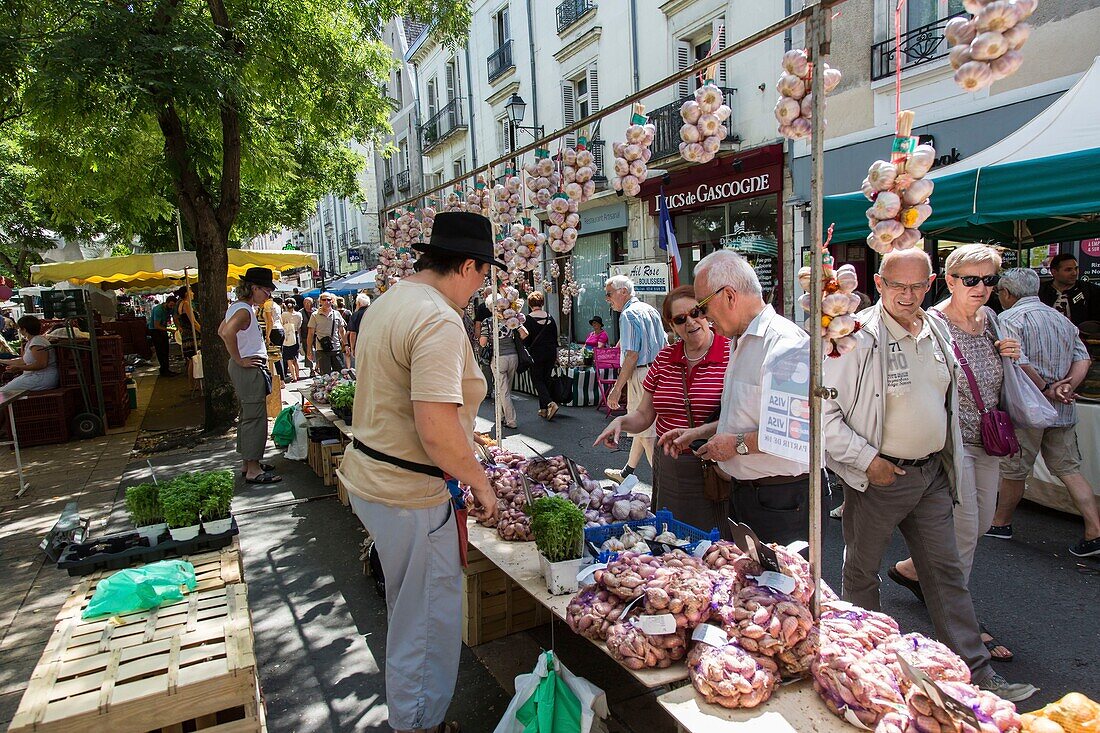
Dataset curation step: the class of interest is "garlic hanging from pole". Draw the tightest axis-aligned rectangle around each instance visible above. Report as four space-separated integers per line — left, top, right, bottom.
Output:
947 0 1035 92
775 49 842 141
523 149 561 208
799 250 864 358
679 81 732 164
612 104 656 198
562 135 599 204
862 111 936 255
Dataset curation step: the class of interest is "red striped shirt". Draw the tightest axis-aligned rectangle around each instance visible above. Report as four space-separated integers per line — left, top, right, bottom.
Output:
643 334 731 437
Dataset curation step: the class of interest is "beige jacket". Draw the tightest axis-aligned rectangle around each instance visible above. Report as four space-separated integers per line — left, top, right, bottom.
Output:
821 302 965 495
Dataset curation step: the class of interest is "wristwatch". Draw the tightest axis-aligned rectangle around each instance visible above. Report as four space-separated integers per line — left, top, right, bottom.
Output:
735 433 749 456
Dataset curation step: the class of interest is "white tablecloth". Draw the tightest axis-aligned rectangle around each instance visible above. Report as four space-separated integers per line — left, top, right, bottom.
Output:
1027 402 1100 514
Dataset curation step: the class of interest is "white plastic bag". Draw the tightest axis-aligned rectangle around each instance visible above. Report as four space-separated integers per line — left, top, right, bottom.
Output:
284 405 309 460
493 651 609 733
1001 358 1058 429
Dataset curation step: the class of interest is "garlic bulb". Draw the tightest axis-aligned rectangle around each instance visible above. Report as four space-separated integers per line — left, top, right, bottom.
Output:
945 17 978 46
1002 22 1030 49
970 31 1009 60
949 44 973 70
679 83 729 164
775 97 801 124
867 161 898 192
777 74 807 100
776 49 843 141
868 191 902 221
990 49 1023 79
955 60 994 91
951 0 1034 92
782 49 810 77
905 144 937 178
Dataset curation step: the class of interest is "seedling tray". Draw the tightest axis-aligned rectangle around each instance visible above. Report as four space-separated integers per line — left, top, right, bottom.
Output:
57 517 240 576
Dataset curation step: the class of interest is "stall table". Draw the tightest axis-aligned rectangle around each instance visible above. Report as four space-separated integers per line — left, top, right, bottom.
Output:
512 366 616 407
657 681 850 733
0 388 29 495
1026 402 1100 514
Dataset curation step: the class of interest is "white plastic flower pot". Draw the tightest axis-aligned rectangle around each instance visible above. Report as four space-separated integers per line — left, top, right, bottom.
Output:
542 556 582 596
169 524 201 541
136 523 167 545
203 517 233 535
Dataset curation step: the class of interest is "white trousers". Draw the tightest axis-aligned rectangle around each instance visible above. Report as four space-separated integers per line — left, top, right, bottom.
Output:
350 495 462 731
953 444 1001 586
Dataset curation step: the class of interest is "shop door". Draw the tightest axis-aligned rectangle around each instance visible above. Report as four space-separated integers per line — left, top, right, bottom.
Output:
571 232 613 343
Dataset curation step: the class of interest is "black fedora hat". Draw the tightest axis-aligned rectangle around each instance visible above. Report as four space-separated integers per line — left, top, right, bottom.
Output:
422 212 507 270
241 267 276 290
589 315 604 326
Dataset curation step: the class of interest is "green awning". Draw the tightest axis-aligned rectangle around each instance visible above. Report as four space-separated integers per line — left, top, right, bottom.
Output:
824 56 1100 246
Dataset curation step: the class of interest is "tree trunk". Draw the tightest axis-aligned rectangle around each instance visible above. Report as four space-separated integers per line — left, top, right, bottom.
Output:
191 215 238 431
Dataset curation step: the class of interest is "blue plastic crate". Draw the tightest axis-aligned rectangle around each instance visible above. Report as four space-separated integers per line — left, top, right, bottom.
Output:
585 509 719 561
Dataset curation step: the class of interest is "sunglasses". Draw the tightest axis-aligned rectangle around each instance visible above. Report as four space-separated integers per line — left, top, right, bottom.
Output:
670 311 700 326
952 274 1000 287
694 286 728 315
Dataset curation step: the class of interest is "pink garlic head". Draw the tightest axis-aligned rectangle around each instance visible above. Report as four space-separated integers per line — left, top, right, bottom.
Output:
702 136 721 154
614 158 630 176
823 66 843 94
1002 21 1030 49
775 96 801 124
990 49 1023 80
976 0 1018 33
835 265 859 293
949 43 973 70
626 125 645 143
833 335 858 356
576 150 595 168
873 219 905 245
680 123 702 144
894 228 923 250
969 31 1008 61
777 73 807 100
696 84 723 111
869 191 902 221
789 117 812 139
629 160 647 177
715 104 733 122
563 149 578 166
905 144 937 178
623 144 643 162
799 93 815 120
901 177 935 206
945 16 978 46
782 49 810 77
822 293 853 317
955 60 994 91
680 100 702 124
867 160 898 191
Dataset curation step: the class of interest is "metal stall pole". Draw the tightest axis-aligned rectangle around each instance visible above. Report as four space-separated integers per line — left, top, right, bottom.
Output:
807 3 832 618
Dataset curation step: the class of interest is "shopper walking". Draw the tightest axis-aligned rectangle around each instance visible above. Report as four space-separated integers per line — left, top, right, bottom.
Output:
822 248 1034 702
603 274 666 483
149 294 177 376
476 282 527 429
338 212 501 733
299 297 314 377
262 294 285 379
1038 253 1100 326
347 293 371 365
280 299 302 383
992 267 1099 557
524 291 560 420
664 251 811 546
174 286 202 393
598 285 732 535
217 268 281 485
887 244 1022 661
307 292 347 375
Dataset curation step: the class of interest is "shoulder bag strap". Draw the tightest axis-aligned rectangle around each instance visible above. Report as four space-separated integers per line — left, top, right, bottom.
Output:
680 363 696 429
939 318 988 414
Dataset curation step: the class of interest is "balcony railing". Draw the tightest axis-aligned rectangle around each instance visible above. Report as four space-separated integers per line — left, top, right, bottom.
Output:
589 139 607 182
396 169 411 192
556 0 596 34
420 98 467 151
648 87 738 162
870 12 965 81
487 39 514 83
383 177 395 196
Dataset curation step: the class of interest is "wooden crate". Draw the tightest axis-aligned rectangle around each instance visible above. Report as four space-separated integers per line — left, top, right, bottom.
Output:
335 460 350 506
462 548 550 647
321 444 344 487
9 543 264 733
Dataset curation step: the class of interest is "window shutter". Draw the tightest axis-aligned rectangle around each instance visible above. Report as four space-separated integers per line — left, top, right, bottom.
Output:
676 41 692 99
587 65 600 114
445 64 456 103
711 19 727 87
503 8 511 40
562 82 576 148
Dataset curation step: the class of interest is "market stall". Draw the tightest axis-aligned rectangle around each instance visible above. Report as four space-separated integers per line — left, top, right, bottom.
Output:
512 366 614 408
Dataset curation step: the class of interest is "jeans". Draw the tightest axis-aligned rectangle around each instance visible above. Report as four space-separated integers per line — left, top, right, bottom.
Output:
150 330 171 374
530 357 556 409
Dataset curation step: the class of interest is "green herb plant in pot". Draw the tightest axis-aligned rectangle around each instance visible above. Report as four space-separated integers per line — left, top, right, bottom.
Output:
529 496 586 595
327 382 355 424
198 470 235 534
124 482 167 545
161 476 203 541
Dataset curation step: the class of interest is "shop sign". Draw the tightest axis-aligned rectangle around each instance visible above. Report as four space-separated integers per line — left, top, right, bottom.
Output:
653 171 779 214
1079 238 1100 281
347 247 362 263
608 262 670 294
579 202 628 234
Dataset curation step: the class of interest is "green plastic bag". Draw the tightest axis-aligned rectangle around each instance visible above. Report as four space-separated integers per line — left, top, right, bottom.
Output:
81 560 197 619
271 405 297 448
515 652 582 733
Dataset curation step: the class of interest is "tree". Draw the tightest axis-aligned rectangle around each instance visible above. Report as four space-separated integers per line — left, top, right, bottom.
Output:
12 0 468 428
0 128 57 286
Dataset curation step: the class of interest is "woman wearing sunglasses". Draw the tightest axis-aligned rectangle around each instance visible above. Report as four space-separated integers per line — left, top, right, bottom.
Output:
594 285 732 536
888 243 1022 662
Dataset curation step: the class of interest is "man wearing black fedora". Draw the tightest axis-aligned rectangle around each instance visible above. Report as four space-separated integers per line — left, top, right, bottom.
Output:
218 267 281 484
337 211 501 733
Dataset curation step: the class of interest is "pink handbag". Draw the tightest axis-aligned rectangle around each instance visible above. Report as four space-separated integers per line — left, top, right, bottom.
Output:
951 341 1020 458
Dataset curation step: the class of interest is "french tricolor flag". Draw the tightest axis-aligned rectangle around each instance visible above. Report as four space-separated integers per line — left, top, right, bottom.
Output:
658 189 682 288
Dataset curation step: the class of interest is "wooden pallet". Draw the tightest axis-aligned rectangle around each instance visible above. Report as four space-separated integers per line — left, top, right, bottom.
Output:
462 547 550 647
9 542 264 733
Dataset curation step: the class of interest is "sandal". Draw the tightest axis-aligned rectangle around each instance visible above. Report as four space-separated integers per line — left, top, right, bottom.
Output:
245 471 282 484
242 463 275 477
887 565 925 604
980 623 1014 662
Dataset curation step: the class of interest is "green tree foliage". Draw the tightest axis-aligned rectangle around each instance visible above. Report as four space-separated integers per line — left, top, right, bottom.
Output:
7 0 469 428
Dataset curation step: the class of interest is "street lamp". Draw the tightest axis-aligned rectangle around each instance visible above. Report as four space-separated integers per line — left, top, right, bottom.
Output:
504 93 544 170
505 93 527 126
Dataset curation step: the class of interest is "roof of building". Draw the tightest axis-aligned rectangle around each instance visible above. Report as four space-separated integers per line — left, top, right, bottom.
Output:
402 18 427 47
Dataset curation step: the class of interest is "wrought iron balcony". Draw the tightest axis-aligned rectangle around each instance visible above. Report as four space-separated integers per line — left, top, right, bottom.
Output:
487 39 514 83
420 98 467 152
556 0 596 34
383 177 395 196
648 87 738 162
870 12 965 81
396 169 411 192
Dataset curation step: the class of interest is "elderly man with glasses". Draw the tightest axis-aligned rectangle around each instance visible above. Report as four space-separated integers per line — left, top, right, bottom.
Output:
603 274 667 483
307 292 347 375
821 247 1035 702
661 250 812 546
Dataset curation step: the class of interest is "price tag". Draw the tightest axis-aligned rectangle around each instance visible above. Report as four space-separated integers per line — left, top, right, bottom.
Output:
750 571 798 596
614 474 639 496
565 457 583 486
635 614 677 635
842 708 873 730
891 135 917 156
896 655 983 731
692 540 713 558
728 520 782 573
577 563 606 586
691 623 729 647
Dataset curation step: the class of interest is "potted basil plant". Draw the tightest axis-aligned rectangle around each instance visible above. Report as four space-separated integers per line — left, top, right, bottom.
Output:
327 382 355 424
161 477 202 541
199 470 235 534
124 482 167 544
529 496 586 595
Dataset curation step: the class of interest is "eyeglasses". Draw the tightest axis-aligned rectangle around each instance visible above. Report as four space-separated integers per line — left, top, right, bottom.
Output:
670 311 702 326
879 278 931 295
604 288 619 301
695 286 728 315
951 274 1000 288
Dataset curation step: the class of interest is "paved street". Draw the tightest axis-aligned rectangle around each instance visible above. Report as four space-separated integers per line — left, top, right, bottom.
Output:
1 373 1096 733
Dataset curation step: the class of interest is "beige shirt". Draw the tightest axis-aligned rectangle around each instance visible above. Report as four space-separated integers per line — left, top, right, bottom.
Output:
879 309 951 459
717 305 811 481
338 280 487 508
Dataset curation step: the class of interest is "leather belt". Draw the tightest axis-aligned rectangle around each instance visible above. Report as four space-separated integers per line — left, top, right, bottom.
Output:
352 439 445 479
733 473 809 487
880 453 935 467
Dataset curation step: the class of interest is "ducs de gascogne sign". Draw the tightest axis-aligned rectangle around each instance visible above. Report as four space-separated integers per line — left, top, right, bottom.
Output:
645 153 783 216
